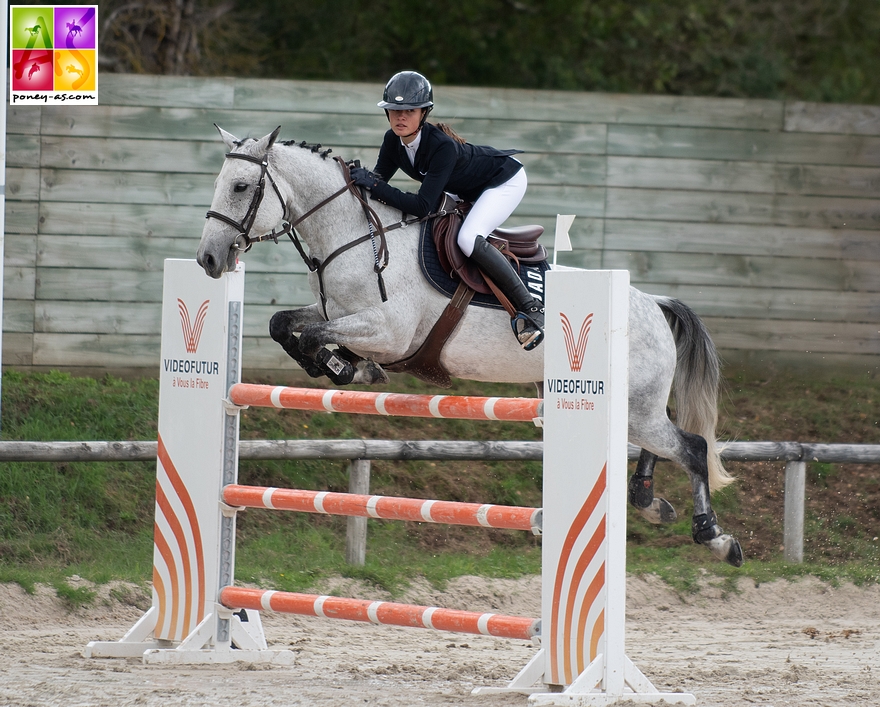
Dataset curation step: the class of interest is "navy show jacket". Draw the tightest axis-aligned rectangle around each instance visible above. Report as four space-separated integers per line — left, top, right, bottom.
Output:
370 122 523 217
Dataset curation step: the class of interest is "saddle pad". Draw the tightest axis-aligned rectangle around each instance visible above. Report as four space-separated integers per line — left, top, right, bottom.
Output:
419 219 549 310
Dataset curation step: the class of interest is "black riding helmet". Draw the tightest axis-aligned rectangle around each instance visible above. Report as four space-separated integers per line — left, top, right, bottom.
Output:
378 70 434 112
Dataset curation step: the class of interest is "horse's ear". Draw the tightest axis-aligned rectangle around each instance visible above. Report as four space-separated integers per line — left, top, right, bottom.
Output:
267 125 282 149
215 124 239 150
252 126 283 155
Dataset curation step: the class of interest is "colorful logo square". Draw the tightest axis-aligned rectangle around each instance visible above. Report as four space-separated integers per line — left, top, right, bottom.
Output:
54 7 97 49
11 7 55 49
9 5 99 104
55 49 96 91
12 49 54 90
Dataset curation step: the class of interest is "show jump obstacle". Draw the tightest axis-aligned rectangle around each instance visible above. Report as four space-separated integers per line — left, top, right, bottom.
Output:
85 259 694 706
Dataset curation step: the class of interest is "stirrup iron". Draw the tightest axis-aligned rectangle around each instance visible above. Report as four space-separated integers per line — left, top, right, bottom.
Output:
511 310 544 351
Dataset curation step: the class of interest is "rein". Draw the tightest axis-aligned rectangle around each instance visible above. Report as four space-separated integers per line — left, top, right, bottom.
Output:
205 149 455 319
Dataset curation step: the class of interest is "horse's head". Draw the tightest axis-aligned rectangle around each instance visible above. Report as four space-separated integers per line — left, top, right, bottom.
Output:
197 125 286 278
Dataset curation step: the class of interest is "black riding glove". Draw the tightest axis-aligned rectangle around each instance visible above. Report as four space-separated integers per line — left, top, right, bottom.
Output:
350 166 380 190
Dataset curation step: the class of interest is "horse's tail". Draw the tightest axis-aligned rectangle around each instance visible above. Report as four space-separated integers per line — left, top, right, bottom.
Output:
654 296 734 492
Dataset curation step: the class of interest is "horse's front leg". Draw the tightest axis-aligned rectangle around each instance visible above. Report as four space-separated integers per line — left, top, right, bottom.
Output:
269 305 347 381
297 307 411 382
271 306 395 386
299 307 412 358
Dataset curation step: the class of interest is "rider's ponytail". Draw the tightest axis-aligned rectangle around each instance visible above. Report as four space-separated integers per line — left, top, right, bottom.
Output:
434 122 466 144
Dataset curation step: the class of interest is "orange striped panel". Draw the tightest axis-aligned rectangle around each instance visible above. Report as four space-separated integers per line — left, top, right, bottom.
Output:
590 608 605 663
155 482 194 633
152 523 179 638
562 520 606 683
549 463 607 685
575 562 606 672
157 435 207 635
152 527 167 634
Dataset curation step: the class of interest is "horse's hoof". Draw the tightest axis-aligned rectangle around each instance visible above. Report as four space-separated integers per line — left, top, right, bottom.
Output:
639 497 677 524
353 360 389 385
704 534 744 567
628 474 654 509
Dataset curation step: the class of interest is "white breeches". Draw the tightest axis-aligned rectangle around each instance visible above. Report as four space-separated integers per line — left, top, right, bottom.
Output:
456 167 527 257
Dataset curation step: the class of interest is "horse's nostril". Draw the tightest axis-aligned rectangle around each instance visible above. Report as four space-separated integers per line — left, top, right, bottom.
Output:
203 254 215 272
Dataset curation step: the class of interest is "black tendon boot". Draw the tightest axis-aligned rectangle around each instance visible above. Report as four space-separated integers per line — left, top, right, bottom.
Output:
470 236 544 350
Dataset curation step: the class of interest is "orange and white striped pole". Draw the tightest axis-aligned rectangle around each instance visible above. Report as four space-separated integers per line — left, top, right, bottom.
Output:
222 484 542 534
220 587 539 641
227 384 542 423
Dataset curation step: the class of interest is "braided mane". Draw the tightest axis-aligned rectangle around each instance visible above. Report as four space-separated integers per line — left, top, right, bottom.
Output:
230 134 335 160
280 139 334 159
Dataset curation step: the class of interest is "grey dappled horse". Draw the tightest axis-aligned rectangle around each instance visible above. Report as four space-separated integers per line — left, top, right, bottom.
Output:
197 127 743 567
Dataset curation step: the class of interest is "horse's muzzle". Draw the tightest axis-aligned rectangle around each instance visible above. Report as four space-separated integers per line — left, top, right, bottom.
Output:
196 249 224 279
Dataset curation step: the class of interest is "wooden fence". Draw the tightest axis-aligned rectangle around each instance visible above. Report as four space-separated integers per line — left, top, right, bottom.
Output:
3 438 878 564
4 74 879 373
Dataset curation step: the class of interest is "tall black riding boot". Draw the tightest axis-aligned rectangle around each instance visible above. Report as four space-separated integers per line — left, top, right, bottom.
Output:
469 236 544 350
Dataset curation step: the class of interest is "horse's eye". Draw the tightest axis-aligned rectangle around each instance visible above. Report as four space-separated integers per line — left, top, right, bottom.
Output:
234 183 248 193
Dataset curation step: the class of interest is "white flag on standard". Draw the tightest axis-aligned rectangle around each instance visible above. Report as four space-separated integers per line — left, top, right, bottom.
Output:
553 214 575 266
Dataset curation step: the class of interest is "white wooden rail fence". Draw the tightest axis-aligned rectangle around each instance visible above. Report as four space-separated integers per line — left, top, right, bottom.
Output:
3 439 878 564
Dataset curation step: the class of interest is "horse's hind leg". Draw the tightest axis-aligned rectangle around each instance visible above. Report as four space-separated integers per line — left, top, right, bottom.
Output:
663 426 743 567
628 449 677 524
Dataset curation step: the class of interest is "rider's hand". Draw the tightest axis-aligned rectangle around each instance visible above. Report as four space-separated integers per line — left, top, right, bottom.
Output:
350 166 379 190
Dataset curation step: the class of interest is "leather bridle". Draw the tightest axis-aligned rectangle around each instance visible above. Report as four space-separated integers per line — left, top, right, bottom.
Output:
205 150 351 253
204 151 277 244
204 150 393 317
204 148 453 319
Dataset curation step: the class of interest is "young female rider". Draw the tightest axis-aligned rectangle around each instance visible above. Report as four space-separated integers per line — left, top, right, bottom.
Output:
349 70 544 350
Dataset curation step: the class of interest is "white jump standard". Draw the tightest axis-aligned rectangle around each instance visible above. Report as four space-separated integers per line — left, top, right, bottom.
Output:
85 259 695 705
